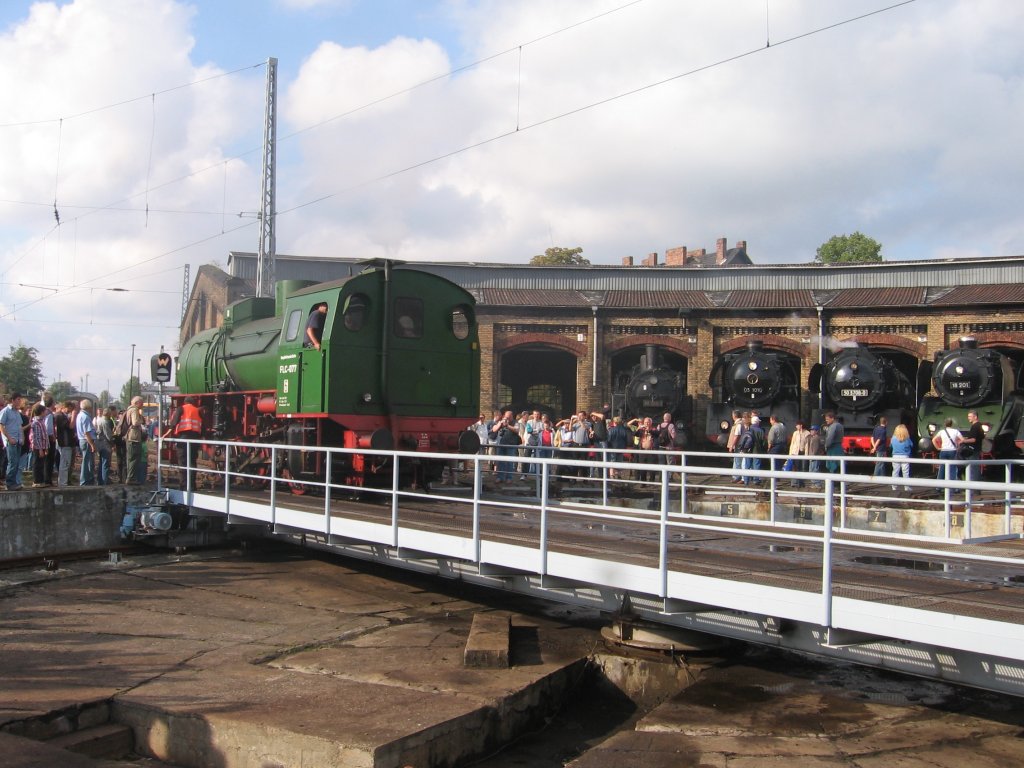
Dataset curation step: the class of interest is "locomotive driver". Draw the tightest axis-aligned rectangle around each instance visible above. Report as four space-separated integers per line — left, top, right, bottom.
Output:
304 302 328 350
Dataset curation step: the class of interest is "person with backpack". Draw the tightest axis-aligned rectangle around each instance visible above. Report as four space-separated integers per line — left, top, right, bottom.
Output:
655 412 677 466
124 396 148 485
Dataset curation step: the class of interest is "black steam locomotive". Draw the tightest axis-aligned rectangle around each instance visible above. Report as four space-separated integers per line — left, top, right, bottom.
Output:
615 344 689 445
810 344 916 454
706 340 800 445
918 337 1024 457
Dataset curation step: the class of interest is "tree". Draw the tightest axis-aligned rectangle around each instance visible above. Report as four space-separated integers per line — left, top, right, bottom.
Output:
816 232 883 264
0 343 45 396
120 377 141 407
49 380 74 403
530 246 590 266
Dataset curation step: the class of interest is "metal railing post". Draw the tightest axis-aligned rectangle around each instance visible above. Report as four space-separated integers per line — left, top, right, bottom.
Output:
678 453 687 518
323 447 332 536
838 458 847 529
391 452 400 548
822 477 835 628
269 445 278 531
540 460 550 576
600 446 609 506
223 442 231 509
1006 463 1013 536
472 456 482 563
659 467 669 598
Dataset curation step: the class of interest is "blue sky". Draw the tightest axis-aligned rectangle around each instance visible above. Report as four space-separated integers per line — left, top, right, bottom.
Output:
0 0 1022 394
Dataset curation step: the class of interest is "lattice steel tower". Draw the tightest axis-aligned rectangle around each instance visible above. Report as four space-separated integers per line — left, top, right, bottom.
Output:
256 57 278 298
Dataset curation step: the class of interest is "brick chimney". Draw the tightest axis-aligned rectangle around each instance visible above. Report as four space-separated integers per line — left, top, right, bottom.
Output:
716 238 728 265
622 255 634 266
665 246 687 266
641 252 658 267
736 240 747 253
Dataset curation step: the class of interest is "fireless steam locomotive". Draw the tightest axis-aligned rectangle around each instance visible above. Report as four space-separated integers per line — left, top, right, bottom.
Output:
174 261 481 491
706 340 800 445
917 337 1024 457
810 344 916 454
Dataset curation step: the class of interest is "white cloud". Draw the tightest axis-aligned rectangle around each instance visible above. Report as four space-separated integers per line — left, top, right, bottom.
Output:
1 0 1023 391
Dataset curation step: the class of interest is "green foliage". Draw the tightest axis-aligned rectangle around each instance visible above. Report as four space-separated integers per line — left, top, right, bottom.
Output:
529 246 590 266
0 343 45 397
49 381 74 404
120 376 141 407
816 232 883 264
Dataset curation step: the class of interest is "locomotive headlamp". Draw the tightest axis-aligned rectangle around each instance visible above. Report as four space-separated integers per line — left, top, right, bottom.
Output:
362 392 374 403
927 423 937 434
850 362 859 372
955 365 964 375
448 396 458 406
720 420 730 431
981 423 990 434
747 361 758 371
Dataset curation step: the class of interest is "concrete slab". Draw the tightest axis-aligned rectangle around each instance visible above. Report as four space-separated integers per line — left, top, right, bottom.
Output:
464 612 511 668
0 545 597 768
569 649 1024 768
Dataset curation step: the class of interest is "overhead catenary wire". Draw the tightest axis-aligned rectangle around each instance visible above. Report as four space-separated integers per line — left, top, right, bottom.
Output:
2 0 919 322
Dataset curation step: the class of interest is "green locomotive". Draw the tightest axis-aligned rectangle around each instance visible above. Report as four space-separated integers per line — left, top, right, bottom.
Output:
175 261 481 489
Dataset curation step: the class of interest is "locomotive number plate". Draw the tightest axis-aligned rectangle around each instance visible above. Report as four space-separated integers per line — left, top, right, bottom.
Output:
949 381 973 390
841 388 869 397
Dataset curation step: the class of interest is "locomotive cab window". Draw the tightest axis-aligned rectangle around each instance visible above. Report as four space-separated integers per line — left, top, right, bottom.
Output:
284 309 303 342
343 293 368 332
451 305 471 340
393 297 423 339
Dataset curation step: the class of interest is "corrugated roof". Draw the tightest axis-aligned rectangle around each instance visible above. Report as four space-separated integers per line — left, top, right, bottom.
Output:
824 288 927 308
603 291 714 309
480 289 592 307
726 290 817 309
929 284 1024 305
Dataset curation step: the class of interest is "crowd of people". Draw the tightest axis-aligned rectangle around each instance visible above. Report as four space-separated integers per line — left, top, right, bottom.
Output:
469 405 984 488
0 392 153 491
468 406 685 483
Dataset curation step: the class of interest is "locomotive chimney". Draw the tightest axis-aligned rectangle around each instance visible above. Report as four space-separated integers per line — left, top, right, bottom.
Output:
959 336 978 349
746 340 764 353
643 344 659 370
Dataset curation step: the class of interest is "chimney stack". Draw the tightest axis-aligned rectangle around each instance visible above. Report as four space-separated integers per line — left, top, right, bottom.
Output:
716 237 728 265
665 246 687 266
641 252 658 267
622 255 634 266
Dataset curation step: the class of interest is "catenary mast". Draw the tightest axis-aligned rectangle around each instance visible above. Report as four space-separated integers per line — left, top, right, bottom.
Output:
256 57 278 298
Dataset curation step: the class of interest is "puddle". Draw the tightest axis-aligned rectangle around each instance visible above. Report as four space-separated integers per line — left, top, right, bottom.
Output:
852 555 945 572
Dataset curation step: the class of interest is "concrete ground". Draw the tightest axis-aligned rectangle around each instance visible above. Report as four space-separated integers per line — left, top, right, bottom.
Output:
0 544 600 768
2 543 1023 768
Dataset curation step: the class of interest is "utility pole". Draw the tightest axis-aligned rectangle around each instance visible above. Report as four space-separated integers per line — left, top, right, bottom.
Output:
256 57 278 298
181 263 190 324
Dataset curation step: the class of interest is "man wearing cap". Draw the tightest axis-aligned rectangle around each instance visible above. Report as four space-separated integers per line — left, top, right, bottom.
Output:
0 393 26 490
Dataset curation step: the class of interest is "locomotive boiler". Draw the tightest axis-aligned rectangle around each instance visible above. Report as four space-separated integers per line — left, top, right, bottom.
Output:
811 344 916 454
174 261 481 490
706 340 800 446
917 337 1024 457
